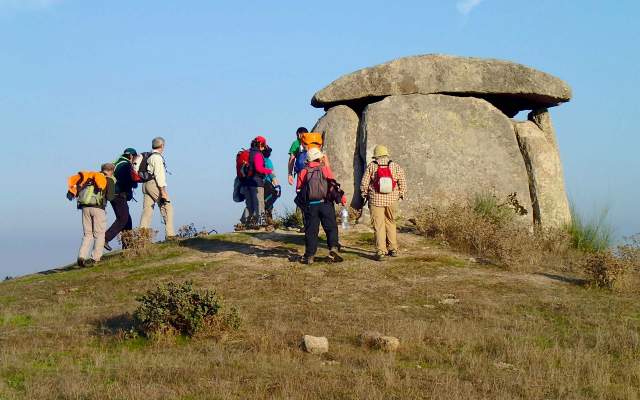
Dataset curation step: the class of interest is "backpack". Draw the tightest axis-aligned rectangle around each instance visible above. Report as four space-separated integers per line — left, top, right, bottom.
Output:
236 149 250 178
77 179 105 207
304 165 328 202
131 152 158 183
373 161 397 194
294 150 307 174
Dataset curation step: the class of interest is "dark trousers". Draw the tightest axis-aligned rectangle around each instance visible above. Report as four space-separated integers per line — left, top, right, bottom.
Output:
105 195 132 243
304 202 339 257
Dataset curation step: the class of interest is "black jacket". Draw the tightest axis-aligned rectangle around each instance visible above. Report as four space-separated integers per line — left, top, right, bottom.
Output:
114 156 138 200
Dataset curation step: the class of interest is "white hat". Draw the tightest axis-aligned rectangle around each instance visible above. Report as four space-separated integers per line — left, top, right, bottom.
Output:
306 147 323 162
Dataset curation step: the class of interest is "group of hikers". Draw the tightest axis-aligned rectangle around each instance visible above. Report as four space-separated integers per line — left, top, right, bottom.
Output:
66 137 175 267
233 127 406 263
66 128 407 267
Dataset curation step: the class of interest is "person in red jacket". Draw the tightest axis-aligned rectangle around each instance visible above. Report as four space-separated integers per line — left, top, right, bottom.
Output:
241 136 273 227
296 148 346 264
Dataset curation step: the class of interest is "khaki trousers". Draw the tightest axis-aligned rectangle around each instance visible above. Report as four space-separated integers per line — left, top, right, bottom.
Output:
79 207 106 261
140 181 175 237
369 203 398 254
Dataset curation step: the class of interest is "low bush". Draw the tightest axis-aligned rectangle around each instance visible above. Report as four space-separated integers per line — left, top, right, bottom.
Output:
583 250 631 289
133 281 240 338
176 223 214 239
119 228 156 258
274 208 304 229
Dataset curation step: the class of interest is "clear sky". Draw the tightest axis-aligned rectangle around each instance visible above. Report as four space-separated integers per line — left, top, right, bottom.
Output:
1 0 638 277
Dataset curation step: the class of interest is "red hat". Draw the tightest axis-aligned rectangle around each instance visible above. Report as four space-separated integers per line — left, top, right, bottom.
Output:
254 136 267 145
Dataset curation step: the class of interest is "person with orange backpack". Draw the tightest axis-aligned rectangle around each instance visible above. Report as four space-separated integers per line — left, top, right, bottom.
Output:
66 163 116 267
295 147 346 265
360 145 407 261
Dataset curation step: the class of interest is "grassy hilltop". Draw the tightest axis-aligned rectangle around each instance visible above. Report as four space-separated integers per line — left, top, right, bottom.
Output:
1 226 639 400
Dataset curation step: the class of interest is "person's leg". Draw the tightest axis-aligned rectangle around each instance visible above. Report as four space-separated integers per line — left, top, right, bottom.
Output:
385 203 399 252
159 200 175 237
78 208 93 261
139 182 157 228
91 208 106 261
369 204 387 255
304 205 321 257
256 186 265 223
105 196 128 243
319 203 339 250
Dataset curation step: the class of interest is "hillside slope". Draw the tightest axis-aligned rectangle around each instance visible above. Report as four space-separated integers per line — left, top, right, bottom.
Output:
1 227 639 400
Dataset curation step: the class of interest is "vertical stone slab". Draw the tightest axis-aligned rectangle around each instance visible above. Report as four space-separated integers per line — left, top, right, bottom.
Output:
312 105 361 208
514 117 571 228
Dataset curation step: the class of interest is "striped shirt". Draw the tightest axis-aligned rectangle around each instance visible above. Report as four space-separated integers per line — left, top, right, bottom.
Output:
360 157 407 207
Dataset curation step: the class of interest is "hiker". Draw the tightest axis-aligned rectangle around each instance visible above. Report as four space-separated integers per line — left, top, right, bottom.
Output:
66 163 116 267
104 148 138 251
287 127 307 186
296 147 346 264
139 137 176 240
262 145 281 224
239 136 273 228
360 145 407 261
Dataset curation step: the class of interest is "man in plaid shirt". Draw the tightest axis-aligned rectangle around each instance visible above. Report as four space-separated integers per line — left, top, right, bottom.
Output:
360 145 407 261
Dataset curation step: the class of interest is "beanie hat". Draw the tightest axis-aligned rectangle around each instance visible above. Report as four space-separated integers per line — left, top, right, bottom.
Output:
373 145 389 158
307 147 323 162
123 148 137 156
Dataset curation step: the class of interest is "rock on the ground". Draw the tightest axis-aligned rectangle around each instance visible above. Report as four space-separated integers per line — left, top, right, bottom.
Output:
312 105 362 208
303 335 329 354
513 113 571 228
359 94 532 219
359 331 400 352
312 54 572 116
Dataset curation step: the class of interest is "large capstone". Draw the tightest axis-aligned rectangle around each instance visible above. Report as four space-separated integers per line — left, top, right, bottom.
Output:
359 94 533 218
312 54 572 117
312 105 361 208
513 110 571 228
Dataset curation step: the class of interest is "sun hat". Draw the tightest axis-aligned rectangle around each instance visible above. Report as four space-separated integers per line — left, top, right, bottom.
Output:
306 147 323 162
373 145 389 158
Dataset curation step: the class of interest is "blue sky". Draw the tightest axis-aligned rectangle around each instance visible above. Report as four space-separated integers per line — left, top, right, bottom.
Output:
1 0 638 276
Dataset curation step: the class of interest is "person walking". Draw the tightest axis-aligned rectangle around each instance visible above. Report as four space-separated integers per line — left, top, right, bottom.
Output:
241 136 273 228
287 127 307 186
296 147 346 265
66 163 116 267
104 148 138 251
139 137 175 240
360 145 407 261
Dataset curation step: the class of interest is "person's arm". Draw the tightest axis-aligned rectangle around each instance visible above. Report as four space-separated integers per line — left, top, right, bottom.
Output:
296 168 307 191
396 165 407 199
360 163 373 198
287 155 296 185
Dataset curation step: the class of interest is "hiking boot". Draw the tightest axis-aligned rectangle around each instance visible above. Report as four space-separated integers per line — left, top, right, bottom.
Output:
301 255 314 265
298 227 306 233
77 257 85 267
375 252 386 262
83 258 95 267
388 249 399 257
104 242 113 252
234 223 246 232
328 248 343 263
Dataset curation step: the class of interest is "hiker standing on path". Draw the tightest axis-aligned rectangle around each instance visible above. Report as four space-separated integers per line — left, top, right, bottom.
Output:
242 136 273 227
66 163 116 267
262 145 280 225
360 145 407 261
287 127 307 186
104 148 138 251
296 148 346 265
139 137 176 240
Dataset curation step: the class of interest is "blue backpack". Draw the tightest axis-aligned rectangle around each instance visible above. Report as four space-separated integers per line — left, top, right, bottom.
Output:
294 150 307 175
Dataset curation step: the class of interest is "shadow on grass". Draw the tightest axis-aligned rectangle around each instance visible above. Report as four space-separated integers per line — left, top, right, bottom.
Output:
94 313 136 337
536 272 588 287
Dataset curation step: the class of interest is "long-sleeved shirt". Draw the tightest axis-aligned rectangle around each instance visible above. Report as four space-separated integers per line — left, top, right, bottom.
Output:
114 156 138 199
147 150 168 188
360 156 407 207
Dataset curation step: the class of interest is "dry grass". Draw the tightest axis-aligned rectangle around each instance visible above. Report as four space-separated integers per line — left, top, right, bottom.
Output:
1 228 639 399
119 228 157 258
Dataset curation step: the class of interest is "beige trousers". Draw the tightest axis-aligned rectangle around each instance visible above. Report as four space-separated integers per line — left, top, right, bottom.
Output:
369 203 398 254
140 181 175 237
79 207 106 261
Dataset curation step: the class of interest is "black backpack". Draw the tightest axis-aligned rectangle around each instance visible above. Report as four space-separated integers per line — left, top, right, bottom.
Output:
132 152 159 183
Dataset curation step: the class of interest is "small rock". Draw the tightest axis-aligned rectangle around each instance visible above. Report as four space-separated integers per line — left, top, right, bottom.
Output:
439 298 460 305
308 297 323 304
377 336 400 352
468 257 477 263
359 331 400 352
303 335 329 354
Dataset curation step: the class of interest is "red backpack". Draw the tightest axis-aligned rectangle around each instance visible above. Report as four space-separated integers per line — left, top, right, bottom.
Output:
373 161 397 194
236 149 250 178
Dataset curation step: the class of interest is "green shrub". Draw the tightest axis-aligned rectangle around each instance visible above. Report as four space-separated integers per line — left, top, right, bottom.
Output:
274 208 304 229
566 205 613 252
133 281 239 337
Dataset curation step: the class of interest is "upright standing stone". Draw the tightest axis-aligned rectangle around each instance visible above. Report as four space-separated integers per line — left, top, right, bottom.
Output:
360 94 533 219
513 116 571 228
312 105 362 208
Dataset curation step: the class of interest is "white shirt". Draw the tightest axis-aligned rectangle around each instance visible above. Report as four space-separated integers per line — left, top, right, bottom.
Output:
147 150 167 188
